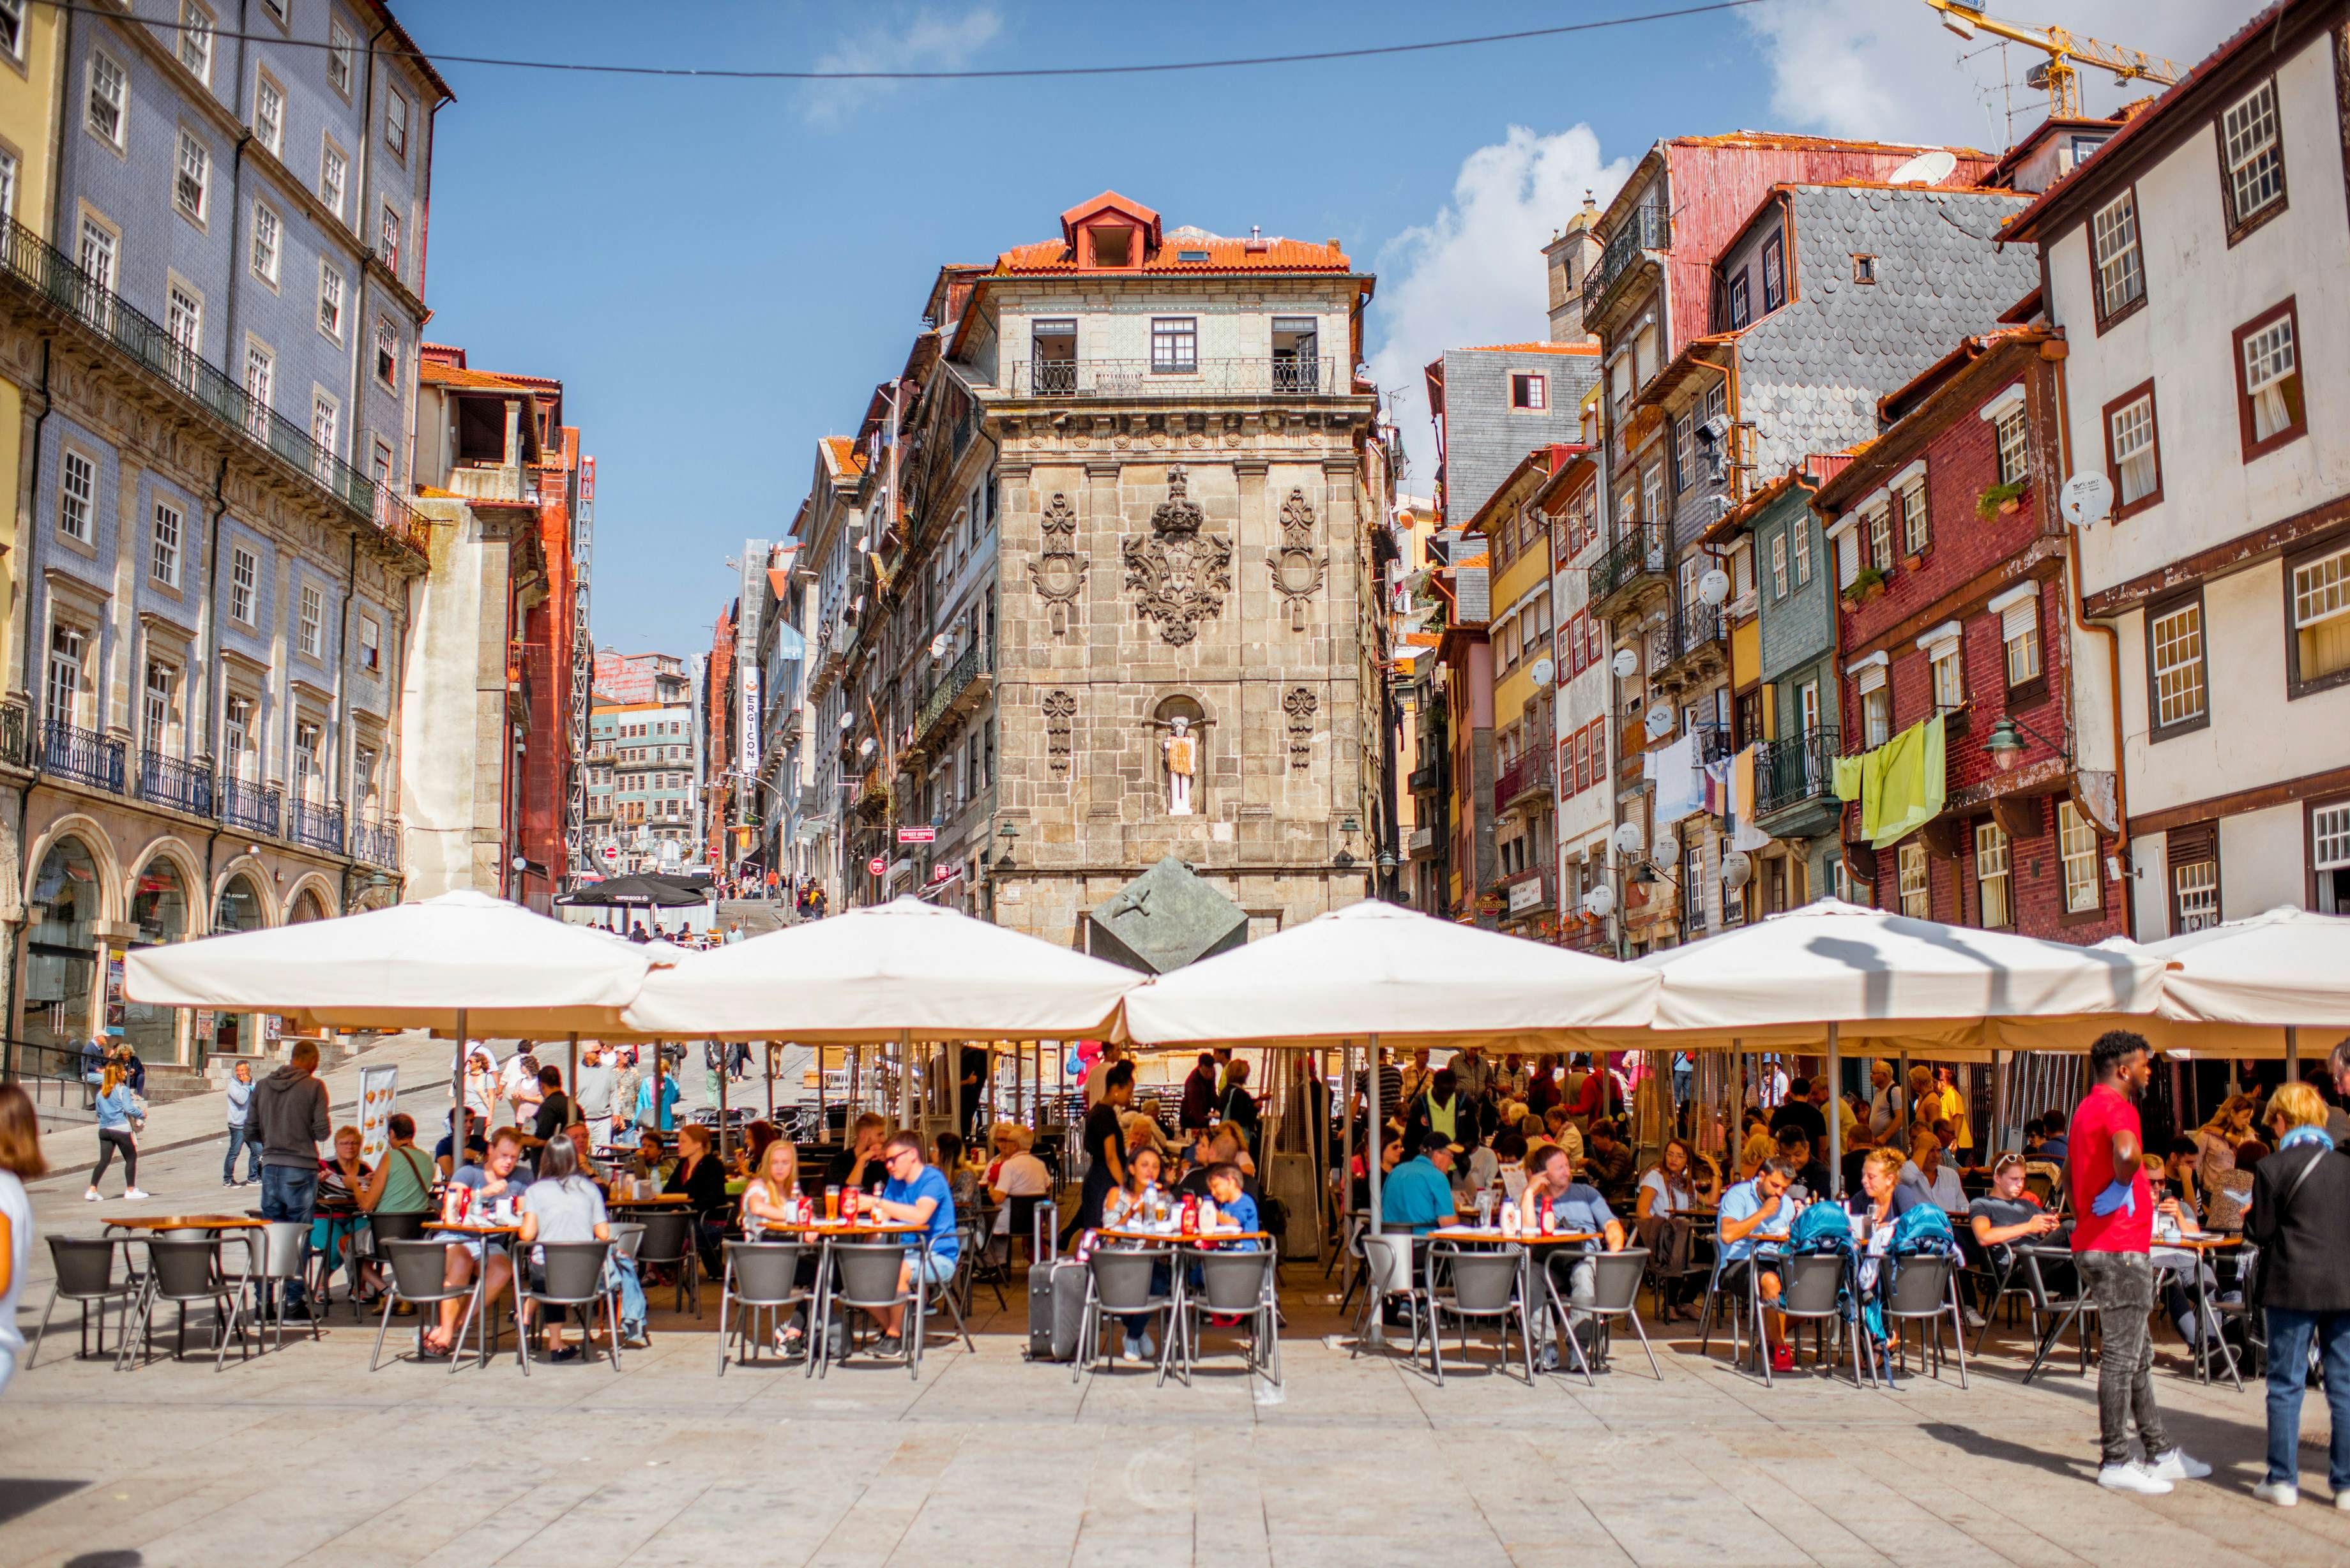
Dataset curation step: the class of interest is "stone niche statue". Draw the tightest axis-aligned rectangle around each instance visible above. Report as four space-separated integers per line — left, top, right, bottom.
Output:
1162 716 1198 815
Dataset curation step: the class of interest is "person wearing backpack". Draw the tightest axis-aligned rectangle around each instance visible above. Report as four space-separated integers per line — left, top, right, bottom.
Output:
2245 1081 2350 1509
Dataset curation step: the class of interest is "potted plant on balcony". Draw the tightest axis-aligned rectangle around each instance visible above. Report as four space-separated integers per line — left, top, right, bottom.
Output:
1976 479 2028 520
1840 565 1886 608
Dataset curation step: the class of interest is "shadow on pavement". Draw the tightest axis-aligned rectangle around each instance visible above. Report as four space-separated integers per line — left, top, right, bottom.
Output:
0 1476 87 1527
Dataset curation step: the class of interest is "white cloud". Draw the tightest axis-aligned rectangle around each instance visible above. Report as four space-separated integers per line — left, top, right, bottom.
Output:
1740 1 2252 148
799 7 1003 126
1365 124 1632 485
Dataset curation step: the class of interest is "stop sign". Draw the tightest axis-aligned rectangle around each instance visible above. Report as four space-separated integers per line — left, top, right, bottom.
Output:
867 856 887 876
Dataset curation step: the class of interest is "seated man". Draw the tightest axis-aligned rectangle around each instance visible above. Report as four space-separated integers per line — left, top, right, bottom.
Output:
1520 1144 1625 1364
1718 1157 1800 1373
861 1131 960 1360
1581 1120 1637 1208
627 1129 674 1185
827 1112 891 1190
1776 1129 1830 1200
1380 1133 1461 1235
425 1127 533 1357
1967 1152 2066 1308
563 1121 610 1191
1899 1131 1969 1217
434 1109 487 1180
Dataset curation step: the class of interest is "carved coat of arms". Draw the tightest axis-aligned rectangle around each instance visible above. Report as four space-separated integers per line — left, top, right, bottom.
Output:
1123 468 1232 647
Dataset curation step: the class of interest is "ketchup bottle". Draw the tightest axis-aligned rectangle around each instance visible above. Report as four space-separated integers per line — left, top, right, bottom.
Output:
1181 1192 1199 1237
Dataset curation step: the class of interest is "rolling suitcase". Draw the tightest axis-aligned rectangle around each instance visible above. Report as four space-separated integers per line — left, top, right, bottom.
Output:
1025 1202 1086 1361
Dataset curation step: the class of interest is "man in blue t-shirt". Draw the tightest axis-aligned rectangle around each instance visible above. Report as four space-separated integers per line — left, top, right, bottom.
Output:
867 1131 960 1357
1381 1133 1462 1235
1718 1158 1798 1372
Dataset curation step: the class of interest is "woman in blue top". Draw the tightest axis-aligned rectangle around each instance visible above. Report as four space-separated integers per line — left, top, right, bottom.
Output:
84 1065 146 1202
866 1131 959 1359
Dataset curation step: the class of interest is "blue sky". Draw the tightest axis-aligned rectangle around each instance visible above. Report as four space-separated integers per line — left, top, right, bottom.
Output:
400 1 2248 664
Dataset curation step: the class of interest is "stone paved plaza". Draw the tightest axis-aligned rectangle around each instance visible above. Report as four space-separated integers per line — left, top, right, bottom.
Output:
4 1041 2347 1568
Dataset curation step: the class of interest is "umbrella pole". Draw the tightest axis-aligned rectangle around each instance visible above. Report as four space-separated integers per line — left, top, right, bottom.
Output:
2287 1026 2300 1082
1899 1050 1911 1144
1364 1030 1384 1348
898 1029 914 1133
567 1032 579 1119
451 1009 468 1151
766 1042 776 1124
817 1045 828 1140
718 1043 729 1162
1340 1038 1355 1276
1826 1023 1842 1200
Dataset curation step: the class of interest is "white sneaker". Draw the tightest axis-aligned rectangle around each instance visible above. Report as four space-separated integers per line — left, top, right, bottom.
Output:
2097 1461 2173 1495
1962 1306 1987 1331
2148 1449 2211 1482
2252 1480 2298 1507
83 1188 100 1202
123 1187 149 1201
2334 1488 2350 1511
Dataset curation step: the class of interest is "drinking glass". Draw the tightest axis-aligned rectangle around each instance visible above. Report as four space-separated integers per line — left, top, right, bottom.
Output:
824 1185 842 1223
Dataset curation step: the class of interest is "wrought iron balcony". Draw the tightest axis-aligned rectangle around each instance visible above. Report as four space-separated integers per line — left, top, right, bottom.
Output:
1586 525 1669 615
1407 824 1435 856
913 641 993 752
1654 601 1727 686
0 705 24 770
1004 356 1338 400
1756 728 1842 818
1581 203 1671 324
219 777 281 837
42 720 123 793
289 797 345 855
0 216 425 559
1692 722 1736 765
1494 748 1554 815
138 749 212 816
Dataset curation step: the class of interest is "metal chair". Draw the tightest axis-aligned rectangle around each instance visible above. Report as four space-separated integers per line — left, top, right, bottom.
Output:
130 1235 255 1372
29 1236 139 1366
1883 1252 1969 1387
369 1238 481 1373
2017 1244 2097 1383
919 1230 978 1353
607 1221 647 1262
716 1240 811 1376
1544 1246 1663 1385
1350 1232 1428 1364
1774 1251 1870 1387
254 1222 322 1349
517 1239 621 1374
633 1210 701 1316
818 1240 920 1381
1075 1244 1176 1386
1178 1246 1280 1387
1425 1241 1534 1385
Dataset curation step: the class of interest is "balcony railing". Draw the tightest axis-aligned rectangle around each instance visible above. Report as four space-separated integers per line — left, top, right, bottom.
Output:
1494 748 1554 815
41 720 123 793
350 816 402 871
0 216 425 559
1669 601 1727 663
1407 762 1439 795
289 797 345 855
138 749 212 816
1587 525 1669 608
1757 728 1842 817
915 641 992 746
1582 203 1671 322
219 777 281 836
0 705 24 769
1004 356 1337 400
1693 722 1736 765
1407 824 1434 855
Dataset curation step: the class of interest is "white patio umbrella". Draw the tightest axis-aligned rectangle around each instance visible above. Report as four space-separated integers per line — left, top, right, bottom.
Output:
2102 906 2350 1067
127 889 667 1132
1122 898 1660 1240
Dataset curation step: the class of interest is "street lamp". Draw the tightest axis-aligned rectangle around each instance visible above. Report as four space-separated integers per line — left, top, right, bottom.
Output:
1984 714 2068 773
996 820 1020 869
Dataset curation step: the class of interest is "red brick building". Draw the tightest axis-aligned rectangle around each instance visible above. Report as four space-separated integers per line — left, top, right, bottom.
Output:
1817 328 2126 942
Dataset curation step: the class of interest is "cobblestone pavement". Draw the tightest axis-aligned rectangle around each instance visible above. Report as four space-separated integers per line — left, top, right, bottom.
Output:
5 1042 2346 1567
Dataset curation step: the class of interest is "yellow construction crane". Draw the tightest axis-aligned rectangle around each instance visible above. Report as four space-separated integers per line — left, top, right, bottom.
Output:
1922 2 2181 119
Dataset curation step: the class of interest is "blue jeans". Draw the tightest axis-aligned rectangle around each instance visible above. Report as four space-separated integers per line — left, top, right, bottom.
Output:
224 1125 262 1183
2264 1308 2350 1489
259 1165 320 1308
610 1254 648 1332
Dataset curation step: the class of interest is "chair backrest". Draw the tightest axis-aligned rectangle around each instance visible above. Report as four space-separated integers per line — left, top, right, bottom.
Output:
830 1241 911 1307
1885 1253 1953 1317
2023 1172 2055 1207
1004 1195 1044 1246
1778 1251 1847 1316
1439 1245 1522 1313
608 1221 647 1262
369 1210 427 1246
146 1236 224 1299
535 1239 612 1302
1360 1232 1414 1296
633 1210 694 1268
1088 1247 1171 1313
257 1221 309 1279
1581 1247 1649 1314
381 1237 465 1301
724 1240 805 1304
47 1235 121 1296
1194 1249 1275 1314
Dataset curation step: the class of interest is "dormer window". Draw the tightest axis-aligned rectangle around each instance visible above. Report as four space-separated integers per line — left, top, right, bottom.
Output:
1087 225 1132 268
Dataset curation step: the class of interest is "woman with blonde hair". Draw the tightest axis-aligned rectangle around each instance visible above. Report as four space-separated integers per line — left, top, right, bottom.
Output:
739 1137 801 1233
0 1082 46 1392
1737 1128 1777 1180
84 1064 146 1203
2247 1080 2350 1506
2195 1093 2258 1228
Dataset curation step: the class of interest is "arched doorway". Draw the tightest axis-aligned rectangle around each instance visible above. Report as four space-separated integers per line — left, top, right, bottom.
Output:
288 888 328 924
123 857 190 1064
22 837 101 1066
211 872 268 1055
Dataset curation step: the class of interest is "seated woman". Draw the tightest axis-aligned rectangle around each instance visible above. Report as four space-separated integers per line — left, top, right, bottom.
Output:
663 1124 732 1276
738 1138 818 1355
1102 1144 1168 1232
1850 1146 1922 1346
985 1122 1053 1244
732 1120 780 1182
1635 1136 1704 1322
934 1131 976 1208
312 1124 377 1304
517 1134 646 1358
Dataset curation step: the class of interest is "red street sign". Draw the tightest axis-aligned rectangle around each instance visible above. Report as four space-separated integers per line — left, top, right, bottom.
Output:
897 826 936 844
930 863 957 884
867 856 887 877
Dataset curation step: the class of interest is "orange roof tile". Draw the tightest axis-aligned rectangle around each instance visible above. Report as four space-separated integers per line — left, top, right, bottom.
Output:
1451 551 1490 571
419 361 538 393
821 436 867 476
994 234 1351 275
1458 342 1599 355
1402 631 1441 647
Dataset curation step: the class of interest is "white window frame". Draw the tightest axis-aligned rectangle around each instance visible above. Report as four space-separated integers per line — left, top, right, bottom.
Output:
2174 859 2219 933
2150 599 2206 730
385 86 409 160
57 446 95 545
358 613 382 674
87 49 127 150
151 498 183 588
379 202 400 275
2091 191 2143 318
0 147 17 222
1791 520 1812 585
1769 532 1788 598
0 0 25 63
373 317 398 388
1994 406 2028 487
1897 474 1929 557
77 212 117 294
319 138 347 222
2220 79 2284 227
2058 801 2100 914
1975 821 2011 929
1512 372 1547 412
1930 644 1964 712
46 622 86 727
2241 313 2299 444
174 128 209 222
229 544 258 626
250 200 282 285
309 390 338 467
316 262 345 343
178 1 215 84
1898 841 1929 919
143 659 178 755
1992 583 2042 688
298 582 324 658
327 17 356 98
2110 394 2158 506
253 68 285 156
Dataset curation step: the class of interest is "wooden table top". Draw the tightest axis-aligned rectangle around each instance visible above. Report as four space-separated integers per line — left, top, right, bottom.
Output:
1429 1227 1600 1245
104 1214 267 1233
607 1193 691 1207
758 1220 921 1239
436 1222 523 1237
1096 1228 1271 1244
2162 1233 2240 1250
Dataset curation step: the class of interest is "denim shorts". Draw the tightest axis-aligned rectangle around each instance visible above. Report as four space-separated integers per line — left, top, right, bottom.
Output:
914 1250 958 1288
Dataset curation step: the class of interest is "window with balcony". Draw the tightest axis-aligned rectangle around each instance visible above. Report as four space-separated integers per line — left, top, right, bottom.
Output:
174 130 209 222
2148 594 2206 737
1975 822 2011 928
2091 190 2144 324
2105 383 2161 515
2234 300 2305 459
77 216 115 293
46 624 84 725
2058 801 2101 914
151 500 183 588
144 661 177 755
2288 541 2350 696
2221 78 2286 234
1031 319 1075 393
293 720 321 802
222 694 252 780
1641 464 1663 527
1898 841 1929 919
1511 373 1547 411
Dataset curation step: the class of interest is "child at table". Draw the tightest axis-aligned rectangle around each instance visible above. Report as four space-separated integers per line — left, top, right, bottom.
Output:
1203 1164 1261 1251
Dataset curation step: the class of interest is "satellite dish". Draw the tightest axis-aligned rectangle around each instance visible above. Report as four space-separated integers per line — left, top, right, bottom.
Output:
857 737 876 757
1612 822 1644 857
1655 822 1680 859
1529 656 1555 688
1611 648 1639 679
1582 884 1617 920
2061 472 2114 529
1720 848 1753 892
1643 702 1674 739
1886 148 1957 186
1697 567 1731 607
929 633 950 660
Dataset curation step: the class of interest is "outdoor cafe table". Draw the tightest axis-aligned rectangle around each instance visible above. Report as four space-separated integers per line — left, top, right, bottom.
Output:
435 1221 523 1369
755 1219 925 1363
2160 1233 2243 1391
100 1216 269 1368
1428 1227 1601 1346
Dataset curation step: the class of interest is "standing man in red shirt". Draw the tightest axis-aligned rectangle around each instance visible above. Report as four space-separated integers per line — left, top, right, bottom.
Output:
2068 1030 2212 1496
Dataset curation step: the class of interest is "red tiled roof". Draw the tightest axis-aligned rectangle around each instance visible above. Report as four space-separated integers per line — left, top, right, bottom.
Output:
419 361 538 393
1456 342 1599 355
994 234 1351 275
821 436 866 476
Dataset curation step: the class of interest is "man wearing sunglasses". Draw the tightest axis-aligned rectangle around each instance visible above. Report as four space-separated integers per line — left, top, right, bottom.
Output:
863 1131 962 1357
